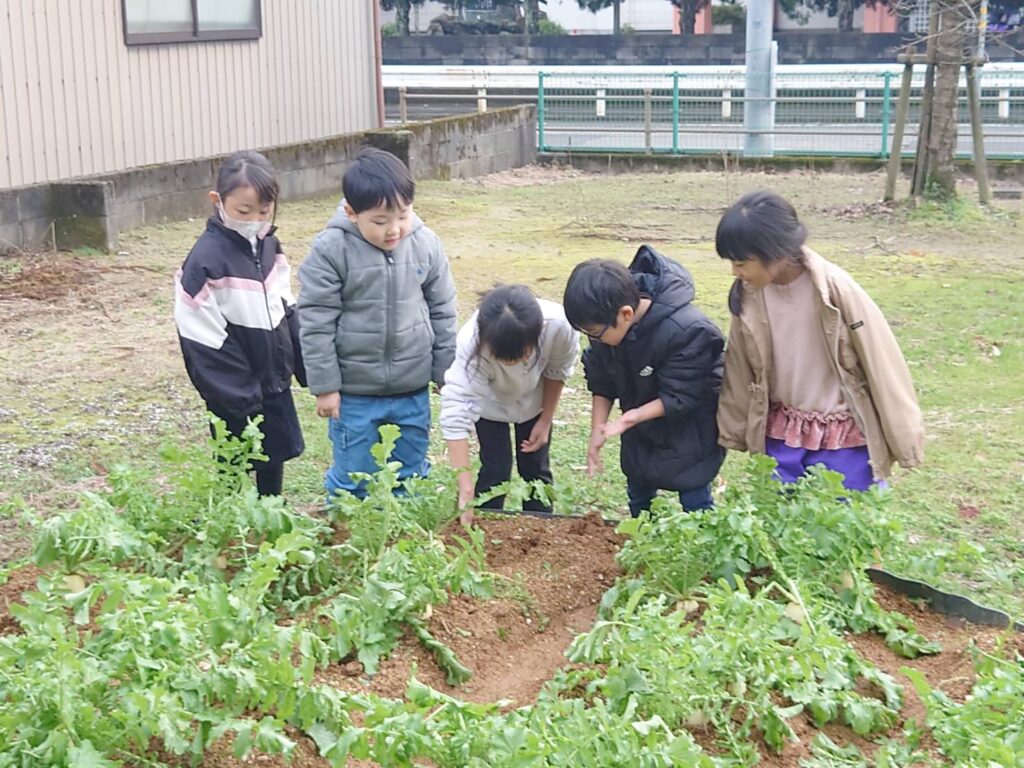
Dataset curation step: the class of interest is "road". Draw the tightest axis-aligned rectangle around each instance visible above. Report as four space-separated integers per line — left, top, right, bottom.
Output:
537 121 1024 158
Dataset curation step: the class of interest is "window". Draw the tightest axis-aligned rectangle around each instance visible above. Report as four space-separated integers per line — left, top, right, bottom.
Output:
123 0 261 45
906 0 932 34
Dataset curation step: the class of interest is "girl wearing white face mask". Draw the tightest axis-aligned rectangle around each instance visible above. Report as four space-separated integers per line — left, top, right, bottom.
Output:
441 285 580 526
174 151 306 497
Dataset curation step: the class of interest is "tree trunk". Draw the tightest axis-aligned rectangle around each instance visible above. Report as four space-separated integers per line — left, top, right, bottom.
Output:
613 0 621 35
837 0 854 32
397 0 411 35
524 0 539 33
926 0 966 198
680 0 697 34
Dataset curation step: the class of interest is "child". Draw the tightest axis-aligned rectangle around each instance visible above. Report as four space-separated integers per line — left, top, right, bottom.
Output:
563 246 726 517
715 190 924 490
298 147 457 499
174 150 305 496
441 285 579 525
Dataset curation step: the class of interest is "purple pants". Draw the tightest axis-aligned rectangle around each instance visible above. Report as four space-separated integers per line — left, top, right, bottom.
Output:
765 438 876 491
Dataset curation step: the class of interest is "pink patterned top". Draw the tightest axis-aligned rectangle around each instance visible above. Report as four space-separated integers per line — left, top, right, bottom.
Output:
762 271 867 451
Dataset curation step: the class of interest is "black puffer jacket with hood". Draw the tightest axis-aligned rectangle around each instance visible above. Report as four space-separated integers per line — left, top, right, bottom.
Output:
583 246 726 491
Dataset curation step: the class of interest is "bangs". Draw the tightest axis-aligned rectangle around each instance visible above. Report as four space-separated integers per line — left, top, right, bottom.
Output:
715 205 759 262
343 148 416 213
716 190 807 264
216 151 279 204
488 333 535 363
240 162 280 205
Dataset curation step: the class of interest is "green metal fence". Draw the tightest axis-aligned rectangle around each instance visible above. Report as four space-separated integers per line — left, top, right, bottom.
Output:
536 70 1024 160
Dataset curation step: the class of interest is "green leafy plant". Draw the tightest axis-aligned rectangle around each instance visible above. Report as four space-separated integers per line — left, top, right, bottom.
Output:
711 2 745 27
536 18 566 34
0 434 984 767
568 577 901 759
616 457 939 657
904 642 1024 764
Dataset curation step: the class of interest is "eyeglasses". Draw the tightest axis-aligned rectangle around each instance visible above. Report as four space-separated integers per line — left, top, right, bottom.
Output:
583 324 610 342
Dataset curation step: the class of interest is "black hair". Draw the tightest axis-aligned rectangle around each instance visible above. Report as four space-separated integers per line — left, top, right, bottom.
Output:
343 147 416 213
716 190 807 316
715 190 807 264
215 150 279 204
474 285 544 363
562 259 640 331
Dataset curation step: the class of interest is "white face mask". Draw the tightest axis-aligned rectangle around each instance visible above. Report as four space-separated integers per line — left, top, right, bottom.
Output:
217 201 271 241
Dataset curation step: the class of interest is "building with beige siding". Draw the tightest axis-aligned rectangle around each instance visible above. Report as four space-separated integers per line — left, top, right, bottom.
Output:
0 0 382 190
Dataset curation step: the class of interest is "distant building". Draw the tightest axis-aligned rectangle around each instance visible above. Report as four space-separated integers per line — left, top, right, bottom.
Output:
772 0 898 32
380 0 905 35
379 0 676 33
545 0 676 33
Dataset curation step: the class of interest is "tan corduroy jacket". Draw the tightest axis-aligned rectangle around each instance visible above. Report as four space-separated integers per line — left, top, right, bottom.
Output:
717 248 924 480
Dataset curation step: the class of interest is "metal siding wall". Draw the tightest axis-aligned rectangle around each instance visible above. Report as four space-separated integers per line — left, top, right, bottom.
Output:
0 0 378 188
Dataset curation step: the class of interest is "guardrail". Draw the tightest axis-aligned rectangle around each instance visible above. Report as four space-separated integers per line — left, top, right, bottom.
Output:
382 64 1024 159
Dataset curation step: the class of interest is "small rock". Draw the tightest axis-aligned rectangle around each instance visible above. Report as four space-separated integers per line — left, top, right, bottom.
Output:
342 661 363 677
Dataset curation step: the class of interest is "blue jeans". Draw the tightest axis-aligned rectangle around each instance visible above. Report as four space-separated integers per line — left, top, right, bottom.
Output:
627 480 714 518
325 389 430 499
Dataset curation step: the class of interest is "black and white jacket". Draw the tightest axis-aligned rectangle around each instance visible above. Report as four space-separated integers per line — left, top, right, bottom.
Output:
174 217 305 421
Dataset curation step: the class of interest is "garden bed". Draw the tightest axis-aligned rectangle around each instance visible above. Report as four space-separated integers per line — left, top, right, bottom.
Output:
3 503 1020 767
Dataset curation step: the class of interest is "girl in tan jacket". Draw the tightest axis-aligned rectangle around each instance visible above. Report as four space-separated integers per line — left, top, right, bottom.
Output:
715 190 923 490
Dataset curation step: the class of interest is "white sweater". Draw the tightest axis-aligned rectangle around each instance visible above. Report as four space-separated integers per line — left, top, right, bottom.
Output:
440 299 580 440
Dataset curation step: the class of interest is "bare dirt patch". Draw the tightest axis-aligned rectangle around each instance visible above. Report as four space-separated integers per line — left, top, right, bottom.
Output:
459 164 589 189
0 254 100 302
319 512 623 706
0 564 42 635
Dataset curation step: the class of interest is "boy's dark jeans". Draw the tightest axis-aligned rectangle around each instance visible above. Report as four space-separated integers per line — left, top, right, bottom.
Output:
627 481 713 517
474 415 553 512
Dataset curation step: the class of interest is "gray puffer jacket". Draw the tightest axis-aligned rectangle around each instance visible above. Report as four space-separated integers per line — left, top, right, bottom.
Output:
297 205 457 397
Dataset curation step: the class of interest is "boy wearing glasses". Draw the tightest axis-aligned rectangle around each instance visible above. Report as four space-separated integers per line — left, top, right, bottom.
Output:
562 247 726 516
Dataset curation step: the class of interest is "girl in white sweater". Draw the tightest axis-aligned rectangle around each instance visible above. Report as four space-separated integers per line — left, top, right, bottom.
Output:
441 285 579 525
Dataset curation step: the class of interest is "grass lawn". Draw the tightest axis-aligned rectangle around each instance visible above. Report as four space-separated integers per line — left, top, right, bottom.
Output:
1 165 1021 618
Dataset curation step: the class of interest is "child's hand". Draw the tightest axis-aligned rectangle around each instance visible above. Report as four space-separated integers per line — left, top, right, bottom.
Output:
457 473 476 527
602 410 637 438
457 472 475 509
520 418 552 453
316 392 341 419
586 432 606 477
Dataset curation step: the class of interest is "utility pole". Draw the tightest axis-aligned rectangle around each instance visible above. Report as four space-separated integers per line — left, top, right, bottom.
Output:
743 0 775 157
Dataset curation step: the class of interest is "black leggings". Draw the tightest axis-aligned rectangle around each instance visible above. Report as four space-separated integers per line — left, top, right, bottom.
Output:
255 463 284 497
474 415 553 512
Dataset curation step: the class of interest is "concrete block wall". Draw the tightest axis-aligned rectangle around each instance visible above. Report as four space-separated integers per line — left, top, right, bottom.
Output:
403 105 536 180
0 106 537 253
0 185 54 253
384 30 1024 66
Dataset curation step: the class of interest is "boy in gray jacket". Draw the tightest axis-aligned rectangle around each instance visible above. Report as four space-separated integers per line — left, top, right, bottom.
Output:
298 148 457 499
